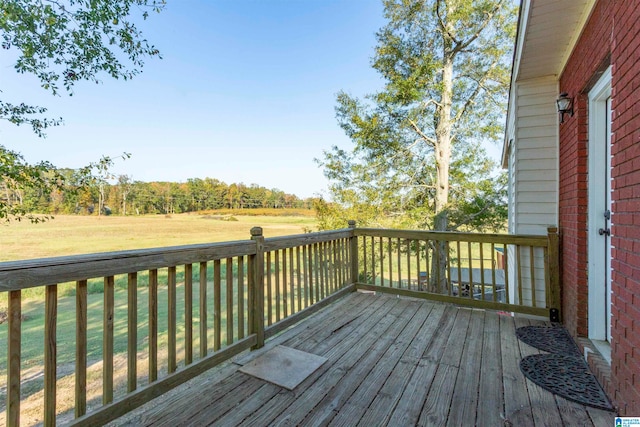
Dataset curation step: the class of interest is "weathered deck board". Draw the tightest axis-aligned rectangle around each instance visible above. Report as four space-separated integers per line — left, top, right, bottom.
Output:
448 308 485 426
476 306 504 426
110 292 615 427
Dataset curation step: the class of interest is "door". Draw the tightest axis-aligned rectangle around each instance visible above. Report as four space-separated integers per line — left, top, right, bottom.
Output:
588 68 612 342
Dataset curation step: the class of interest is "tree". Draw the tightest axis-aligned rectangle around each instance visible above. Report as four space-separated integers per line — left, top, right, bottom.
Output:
116 174 133 215
0 146 64 222
318 0 515 291
0 0 164 221
319 0 514 231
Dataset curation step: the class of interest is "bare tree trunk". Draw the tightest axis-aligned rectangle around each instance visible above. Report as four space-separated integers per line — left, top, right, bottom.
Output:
430 10 454 294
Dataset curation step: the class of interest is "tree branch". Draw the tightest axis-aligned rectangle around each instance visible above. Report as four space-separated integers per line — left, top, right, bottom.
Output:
453 59 500 123
408 119 436 146
451 0 506 56
436 0 460 46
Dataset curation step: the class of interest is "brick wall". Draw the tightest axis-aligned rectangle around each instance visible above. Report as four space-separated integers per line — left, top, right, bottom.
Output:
559 0 640 415
558 0 611 338
610 0 640 415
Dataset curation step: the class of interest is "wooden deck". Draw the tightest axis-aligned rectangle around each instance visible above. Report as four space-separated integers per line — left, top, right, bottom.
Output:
109 292 614 426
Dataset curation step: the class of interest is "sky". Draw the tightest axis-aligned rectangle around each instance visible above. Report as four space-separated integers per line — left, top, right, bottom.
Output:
0 0 503 199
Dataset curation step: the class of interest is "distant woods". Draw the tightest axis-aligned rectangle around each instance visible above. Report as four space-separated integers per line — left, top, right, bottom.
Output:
1 173 313 217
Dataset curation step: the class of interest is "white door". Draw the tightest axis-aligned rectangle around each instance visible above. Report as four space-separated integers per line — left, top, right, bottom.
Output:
588 68 612 342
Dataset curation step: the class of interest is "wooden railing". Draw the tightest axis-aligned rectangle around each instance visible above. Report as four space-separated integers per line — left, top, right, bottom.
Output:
352 226 560 319
0 227 354 427
0 223 559 426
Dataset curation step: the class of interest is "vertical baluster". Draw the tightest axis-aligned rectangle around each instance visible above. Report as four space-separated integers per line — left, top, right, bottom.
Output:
446 242 452 296
199 262 207 358
168 266 177 373
314 243 321 301
490 243 497 302
435 241 442 294
479 243 485 301
127 273 137 391
467 242 473 298
303 245 310 308
415 239 420 290
320 242 327 299
75 280 88 417
335 240 340 291
308 244 314 304
103 276 114 403
327 241 333 294
397 238 401 288
530 246 537 307
289 247 295 312
7 290 21 427
328 241 333 293
424 238 430 289
387 238 393 288
406 240 411 290
362 237 368 285
214 260 221 351
321 242 327 296
149 269 158 382
338 239 343 287
238 256 245 339
296 246 302 308
226 258 234 344
503 244 510 304
184 265 193 365
341 239 346 288
456 241 462 298
517 246 523 305
266 252 273 325
371 237 376 286
379 237 384 287
282 249 288 317
274 251 281 321
44 284 57 424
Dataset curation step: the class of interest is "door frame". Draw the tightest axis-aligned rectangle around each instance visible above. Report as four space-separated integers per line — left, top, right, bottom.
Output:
587 66 612 342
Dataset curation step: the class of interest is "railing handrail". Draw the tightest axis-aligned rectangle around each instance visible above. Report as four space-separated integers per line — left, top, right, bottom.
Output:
354 227 549 246
0 229 356 292
263 228 352 251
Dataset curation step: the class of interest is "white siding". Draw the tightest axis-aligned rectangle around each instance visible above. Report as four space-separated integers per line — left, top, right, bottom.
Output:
512 77 559 236
505 76 559 307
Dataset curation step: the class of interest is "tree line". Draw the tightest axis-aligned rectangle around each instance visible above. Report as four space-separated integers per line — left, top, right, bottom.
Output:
1 171 313 217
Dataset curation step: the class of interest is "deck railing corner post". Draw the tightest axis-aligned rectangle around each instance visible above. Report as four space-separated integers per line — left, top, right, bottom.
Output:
348 221 359 285
547 226 561 322
249 227 265 349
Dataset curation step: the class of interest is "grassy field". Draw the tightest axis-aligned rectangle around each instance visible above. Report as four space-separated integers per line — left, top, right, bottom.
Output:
0 210 317 262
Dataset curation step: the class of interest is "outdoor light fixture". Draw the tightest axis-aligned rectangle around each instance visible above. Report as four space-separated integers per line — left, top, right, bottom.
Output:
556 92 574 123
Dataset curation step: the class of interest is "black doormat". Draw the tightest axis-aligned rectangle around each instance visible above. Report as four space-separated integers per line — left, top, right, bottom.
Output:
516 326 579 355
520 354 614 411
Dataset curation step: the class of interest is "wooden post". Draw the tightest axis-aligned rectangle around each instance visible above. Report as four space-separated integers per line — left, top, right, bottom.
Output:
348 220 358 284
44 285 58 426
547 227 561 322
76 280 88 417
249 227 265 349
7 290 21 427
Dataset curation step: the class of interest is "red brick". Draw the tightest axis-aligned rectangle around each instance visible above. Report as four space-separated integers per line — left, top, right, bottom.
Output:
557 0 640 414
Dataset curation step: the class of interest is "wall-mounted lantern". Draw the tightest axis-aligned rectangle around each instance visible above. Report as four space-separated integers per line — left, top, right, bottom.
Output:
556 92 574 124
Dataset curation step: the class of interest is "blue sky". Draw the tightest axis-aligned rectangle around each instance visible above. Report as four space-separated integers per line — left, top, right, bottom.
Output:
1 0 501 198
